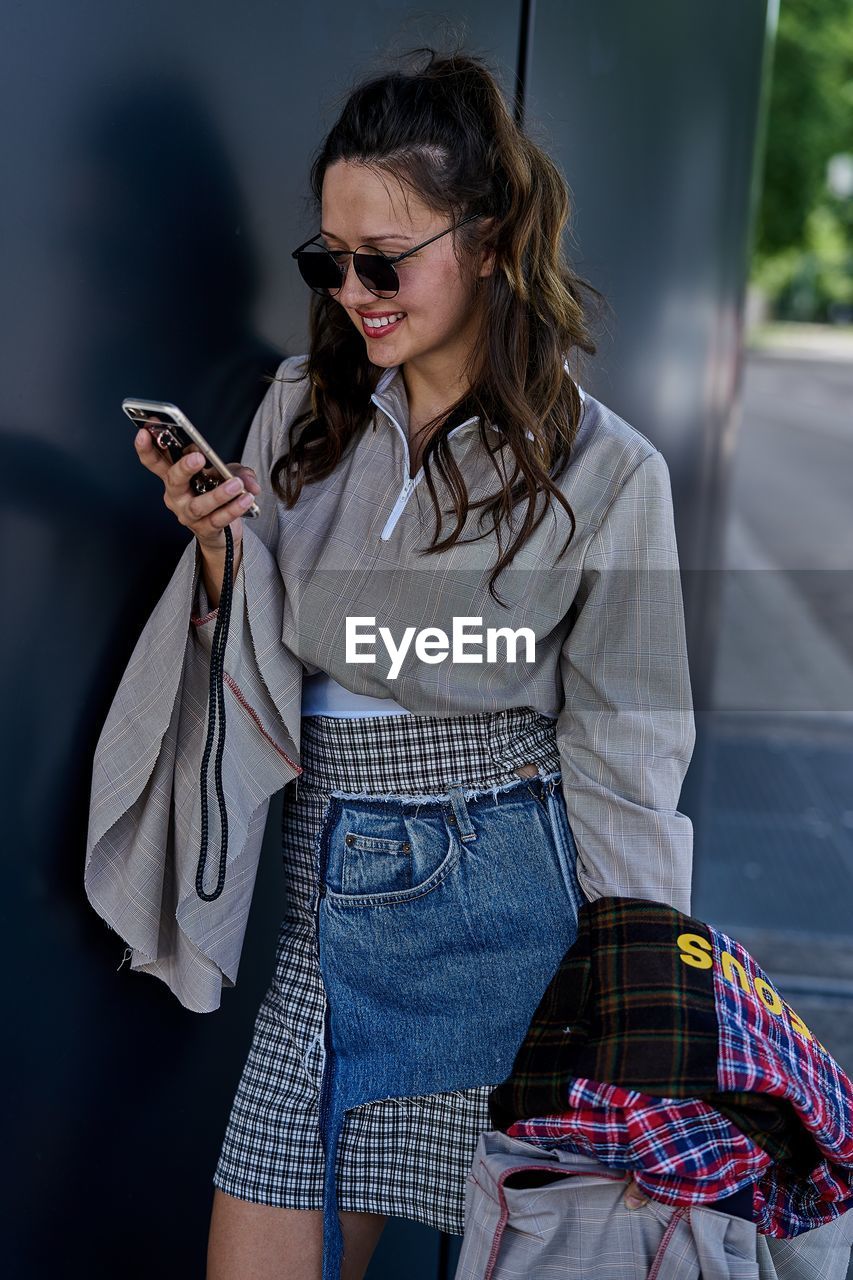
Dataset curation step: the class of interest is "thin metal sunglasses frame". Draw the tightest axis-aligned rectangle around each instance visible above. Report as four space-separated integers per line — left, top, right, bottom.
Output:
290 212 482 296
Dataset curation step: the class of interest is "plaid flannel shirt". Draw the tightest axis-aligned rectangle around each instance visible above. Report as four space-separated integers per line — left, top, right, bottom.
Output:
491 897 853 1237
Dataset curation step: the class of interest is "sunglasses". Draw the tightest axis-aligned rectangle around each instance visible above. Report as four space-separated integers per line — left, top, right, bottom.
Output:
291 213 481 299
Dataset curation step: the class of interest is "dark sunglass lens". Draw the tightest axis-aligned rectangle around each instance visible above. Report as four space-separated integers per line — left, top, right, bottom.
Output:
296 248 343 293
353 251 399 296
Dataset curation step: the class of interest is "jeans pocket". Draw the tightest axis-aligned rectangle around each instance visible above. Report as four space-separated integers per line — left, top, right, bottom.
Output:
324 802 460 905
342 830 412 895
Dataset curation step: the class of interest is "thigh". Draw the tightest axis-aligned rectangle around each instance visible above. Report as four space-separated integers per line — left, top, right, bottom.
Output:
206 1193 387 1280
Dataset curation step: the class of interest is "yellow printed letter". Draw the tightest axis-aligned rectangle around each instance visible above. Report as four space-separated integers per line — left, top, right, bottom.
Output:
678 932 713 970
721 951 751 995
784 1003 814 1043
754 977 784 1015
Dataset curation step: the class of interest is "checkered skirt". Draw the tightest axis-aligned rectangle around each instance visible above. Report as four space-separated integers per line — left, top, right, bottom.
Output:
212 705 562 1234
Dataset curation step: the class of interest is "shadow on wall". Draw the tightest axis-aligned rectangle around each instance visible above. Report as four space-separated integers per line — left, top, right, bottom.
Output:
4 73 287 1278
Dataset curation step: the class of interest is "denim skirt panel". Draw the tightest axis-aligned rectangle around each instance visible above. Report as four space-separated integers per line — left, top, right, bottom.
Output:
212 706 584 1264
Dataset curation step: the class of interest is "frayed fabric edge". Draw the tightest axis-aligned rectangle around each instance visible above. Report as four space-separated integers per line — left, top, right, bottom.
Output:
327 768 562 808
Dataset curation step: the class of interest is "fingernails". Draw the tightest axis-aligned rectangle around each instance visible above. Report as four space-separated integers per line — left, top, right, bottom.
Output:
135 429 146 445
186 453 204 467
224 478 242 494
238 492 254 507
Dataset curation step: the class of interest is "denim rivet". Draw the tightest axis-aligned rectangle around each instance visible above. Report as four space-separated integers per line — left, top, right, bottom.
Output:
402 842 411 851
447 814 456 824
344 834 354 845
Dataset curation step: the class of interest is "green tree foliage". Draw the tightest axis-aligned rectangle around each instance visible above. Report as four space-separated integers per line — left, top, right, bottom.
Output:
752 0 853 319
757 0 852 254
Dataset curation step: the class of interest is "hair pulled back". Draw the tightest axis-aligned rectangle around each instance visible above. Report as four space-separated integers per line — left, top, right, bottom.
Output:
270 45 606 604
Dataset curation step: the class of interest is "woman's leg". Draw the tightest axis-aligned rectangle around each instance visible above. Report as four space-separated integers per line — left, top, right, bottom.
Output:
206 1190 387 1280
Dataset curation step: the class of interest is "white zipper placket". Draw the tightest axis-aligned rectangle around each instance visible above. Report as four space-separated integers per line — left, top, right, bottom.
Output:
371 397 478 541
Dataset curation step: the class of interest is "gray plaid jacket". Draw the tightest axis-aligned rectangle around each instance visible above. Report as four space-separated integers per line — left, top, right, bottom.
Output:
84 355 696 1012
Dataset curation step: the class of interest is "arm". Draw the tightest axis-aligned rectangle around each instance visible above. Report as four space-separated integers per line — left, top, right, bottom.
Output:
555 449 696 915
195 538 242 612
84 355 311 1012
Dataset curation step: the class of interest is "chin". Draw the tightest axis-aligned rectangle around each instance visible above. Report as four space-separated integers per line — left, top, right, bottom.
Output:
368 340 408 360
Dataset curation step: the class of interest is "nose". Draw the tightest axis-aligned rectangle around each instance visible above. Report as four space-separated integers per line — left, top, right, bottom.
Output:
335 256 392 311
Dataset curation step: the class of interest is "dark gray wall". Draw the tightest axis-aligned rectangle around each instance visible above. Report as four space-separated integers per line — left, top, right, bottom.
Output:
524 0 774 745
524 0 774 836
2 3 770 1276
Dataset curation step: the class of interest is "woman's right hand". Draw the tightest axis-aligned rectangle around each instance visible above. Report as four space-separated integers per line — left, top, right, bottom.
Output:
133 419 262 554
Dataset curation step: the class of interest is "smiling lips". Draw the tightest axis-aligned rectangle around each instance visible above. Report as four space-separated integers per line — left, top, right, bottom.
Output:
358 310 407 338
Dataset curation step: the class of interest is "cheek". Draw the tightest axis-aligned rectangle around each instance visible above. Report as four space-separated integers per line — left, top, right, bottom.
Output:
401 267 470 323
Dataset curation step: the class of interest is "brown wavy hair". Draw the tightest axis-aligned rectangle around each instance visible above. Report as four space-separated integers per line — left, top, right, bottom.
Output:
269 45 608 605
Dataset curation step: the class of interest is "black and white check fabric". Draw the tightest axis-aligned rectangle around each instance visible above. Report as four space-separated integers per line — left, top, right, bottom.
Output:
213 705 561 1232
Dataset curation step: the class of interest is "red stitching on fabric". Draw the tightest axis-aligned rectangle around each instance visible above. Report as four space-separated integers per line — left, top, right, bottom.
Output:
223 671 303 774
483 1163 624 1280
647 1205 688 1280
483 1193 511 1280
190 607 219 626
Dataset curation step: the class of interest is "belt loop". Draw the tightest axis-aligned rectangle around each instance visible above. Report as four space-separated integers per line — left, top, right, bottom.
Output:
447 782 477 841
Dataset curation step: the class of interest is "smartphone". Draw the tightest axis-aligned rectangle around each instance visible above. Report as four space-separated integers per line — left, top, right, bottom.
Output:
121 397 261 519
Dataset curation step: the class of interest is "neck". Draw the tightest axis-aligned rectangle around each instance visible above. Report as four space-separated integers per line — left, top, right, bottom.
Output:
401 341 477 428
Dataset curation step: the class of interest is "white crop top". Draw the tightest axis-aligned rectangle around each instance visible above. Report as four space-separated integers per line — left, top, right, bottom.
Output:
301 669 413 718
301 670 558 720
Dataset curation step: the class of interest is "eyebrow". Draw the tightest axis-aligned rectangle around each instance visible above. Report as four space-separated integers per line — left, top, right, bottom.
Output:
320 228 412 245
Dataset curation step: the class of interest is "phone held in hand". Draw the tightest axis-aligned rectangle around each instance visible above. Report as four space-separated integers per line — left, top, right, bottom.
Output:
121 397 261 519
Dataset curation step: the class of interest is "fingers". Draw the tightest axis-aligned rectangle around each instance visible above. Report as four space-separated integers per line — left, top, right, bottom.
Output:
189 479 257 529
184 465 260 521
133 418 173 481
133 413 262 542
623 1174 650 1210
169 456 260 537
165 448 214 498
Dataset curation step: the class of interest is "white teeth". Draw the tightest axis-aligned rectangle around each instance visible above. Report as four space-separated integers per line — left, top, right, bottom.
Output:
363 313 405 328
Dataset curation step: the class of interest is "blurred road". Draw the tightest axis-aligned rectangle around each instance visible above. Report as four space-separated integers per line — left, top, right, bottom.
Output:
693 331 853 1077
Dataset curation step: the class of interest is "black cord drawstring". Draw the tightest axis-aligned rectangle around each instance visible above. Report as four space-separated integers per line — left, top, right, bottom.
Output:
195 523 234 901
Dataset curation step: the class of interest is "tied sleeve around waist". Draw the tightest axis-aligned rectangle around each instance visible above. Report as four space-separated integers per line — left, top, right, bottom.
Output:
83 360 306 1013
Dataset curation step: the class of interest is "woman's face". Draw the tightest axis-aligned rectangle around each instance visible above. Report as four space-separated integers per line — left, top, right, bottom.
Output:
320 159 492 371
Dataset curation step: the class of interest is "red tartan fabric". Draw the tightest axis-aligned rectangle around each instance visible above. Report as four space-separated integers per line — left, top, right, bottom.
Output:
491 897 853 1237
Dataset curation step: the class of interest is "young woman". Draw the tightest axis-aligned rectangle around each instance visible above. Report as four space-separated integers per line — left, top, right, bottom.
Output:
86 47 695 1280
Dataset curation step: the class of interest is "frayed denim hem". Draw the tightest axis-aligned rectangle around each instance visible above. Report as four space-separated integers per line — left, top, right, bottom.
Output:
327 766 562 809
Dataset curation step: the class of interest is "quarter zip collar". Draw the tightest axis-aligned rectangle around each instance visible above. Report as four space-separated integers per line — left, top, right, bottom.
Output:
370 364 484 541
370 361 586 439
368 362 585 541
370 362 490 439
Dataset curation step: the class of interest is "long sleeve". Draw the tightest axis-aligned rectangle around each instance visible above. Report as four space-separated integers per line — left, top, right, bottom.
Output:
84 357 307 1013
555 448 696 915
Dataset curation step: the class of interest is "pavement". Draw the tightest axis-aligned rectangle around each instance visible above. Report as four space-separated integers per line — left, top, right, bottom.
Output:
747 321 853 362
692 324 853 1078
